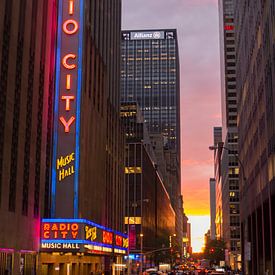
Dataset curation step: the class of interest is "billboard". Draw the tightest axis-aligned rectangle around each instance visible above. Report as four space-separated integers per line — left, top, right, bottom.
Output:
51 0 84 217
40 219 128 254
130 31 165 40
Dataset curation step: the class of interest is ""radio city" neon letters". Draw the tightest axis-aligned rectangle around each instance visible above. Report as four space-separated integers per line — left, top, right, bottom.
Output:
59 1 79 133
42 222 79 239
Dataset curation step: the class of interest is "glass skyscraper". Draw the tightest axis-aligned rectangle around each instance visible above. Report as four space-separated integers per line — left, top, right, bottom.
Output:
121 29 182 251
121 29 180 152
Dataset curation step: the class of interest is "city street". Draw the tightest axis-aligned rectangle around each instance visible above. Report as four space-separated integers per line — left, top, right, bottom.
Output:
0 0 275 274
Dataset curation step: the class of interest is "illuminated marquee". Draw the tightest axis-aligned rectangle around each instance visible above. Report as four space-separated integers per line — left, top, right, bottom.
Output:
52 0 84 217
42 222 80 239
41 219 128 255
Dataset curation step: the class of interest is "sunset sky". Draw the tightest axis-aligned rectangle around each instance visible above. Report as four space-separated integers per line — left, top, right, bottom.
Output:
122 0 221 252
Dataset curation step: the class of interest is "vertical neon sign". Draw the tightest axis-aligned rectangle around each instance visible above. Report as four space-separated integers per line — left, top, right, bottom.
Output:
52 0 84 218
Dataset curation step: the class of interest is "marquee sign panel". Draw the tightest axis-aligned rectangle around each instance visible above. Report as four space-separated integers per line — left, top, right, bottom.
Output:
51 0 84 218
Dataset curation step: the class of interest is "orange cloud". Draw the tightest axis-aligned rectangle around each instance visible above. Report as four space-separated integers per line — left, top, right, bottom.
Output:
182 179 210 216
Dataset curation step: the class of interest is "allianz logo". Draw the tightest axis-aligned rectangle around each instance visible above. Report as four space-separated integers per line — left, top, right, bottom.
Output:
133 32 161 39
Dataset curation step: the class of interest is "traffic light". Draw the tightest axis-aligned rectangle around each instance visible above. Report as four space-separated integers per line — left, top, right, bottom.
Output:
210 248 215 253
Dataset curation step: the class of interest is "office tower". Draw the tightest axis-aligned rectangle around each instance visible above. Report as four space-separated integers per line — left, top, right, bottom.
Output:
121 28 182 250
218 0 241 269
210 178 216 240
212 127 223 242
121 102 175 267
234 1 275 274
0 1 56 273
39 0 126 273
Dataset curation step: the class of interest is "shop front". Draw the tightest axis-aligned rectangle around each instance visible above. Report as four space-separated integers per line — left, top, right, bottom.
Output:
39 219 128 274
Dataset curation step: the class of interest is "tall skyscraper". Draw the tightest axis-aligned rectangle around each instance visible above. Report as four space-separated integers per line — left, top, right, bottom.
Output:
212 127 222 242
234 1 275 274
121 29 182 247
218 0 241 269
0 0 56 273
121 30 180 152
210 178 216 240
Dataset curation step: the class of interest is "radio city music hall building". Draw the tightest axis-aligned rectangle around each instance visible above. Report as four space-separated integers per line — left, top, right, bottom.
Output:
39 0 126 274
0 0 126 274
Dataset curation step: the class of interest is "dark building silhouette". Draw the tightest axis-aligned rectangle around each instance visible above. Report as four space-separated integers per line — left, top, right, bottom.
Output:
234 0 275 274
121 102 175 267
218 0 241 268
0 0 56 273
121 29 182 252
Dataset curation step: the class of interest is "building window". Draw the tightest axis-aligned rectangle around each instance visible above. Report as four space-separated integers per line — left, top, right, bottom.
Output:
229 191 239 202
230 204 239 214
230 216 240 226
230 228 240 238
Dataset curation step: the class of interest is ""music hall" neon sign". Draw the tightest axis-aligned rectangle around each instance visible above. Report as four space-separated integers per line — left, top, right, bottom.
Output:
51 0 84 218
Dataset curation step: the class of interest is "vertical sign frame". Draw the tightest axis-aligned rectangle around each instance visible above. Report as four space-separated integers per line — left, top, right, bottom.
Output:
51 0 84 218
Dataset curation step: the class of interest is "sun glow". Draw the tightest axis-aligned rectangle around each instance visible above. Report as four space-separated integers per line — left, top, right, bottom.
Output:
188 215 210 253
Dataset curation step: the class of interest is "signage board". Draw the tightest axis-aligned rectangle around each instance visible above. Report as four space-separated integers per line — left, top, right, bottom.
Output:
51 0 84 218
130 31 164 40
40 242 81 252
40 219 128 254
129 224 136 250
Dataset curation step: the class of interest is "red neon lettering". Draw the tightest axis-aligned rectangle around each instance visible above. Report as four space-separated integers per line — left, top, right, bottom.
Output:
116 235 123 246
62 95 75 111
43 231 50 239
66 74 71 90
59 223 66 231
62 54 77 70
63 19 78 35
72 231 78 239
61 231 68 239
60 116 75 133
71 223 79 231
103 231 113 244
69 0 74 15
43 223 50 230
54 231 58 239
51 224 58 231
